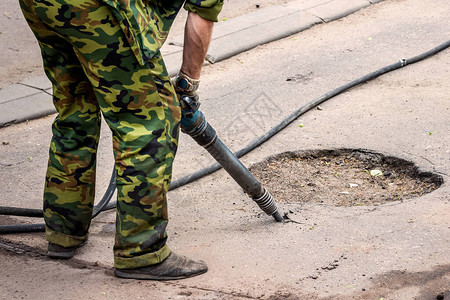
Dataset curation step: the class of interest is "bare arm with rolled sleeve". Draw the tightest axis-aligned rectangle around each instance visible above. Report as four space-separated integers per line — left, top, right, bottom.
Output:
173 0 223 94
181 12 214 80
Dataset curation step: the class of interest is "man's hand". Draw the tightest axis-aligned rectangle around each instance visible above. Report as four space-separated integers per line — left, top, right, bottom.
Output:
173 71 200 112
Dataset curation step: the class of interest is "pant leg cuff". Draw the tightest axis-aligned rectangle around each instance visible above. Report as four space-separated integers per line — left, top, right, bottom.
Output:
114 244 171 269
45 226 87 247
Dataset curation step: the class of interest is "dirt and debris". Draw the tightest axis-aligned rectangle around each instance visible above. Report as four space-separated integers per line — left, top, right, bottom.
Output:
251 149 443 206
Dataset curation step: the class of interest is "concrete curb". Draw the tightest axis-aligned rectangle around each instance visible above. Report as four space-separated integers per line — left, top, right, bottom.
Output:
0 0 383 128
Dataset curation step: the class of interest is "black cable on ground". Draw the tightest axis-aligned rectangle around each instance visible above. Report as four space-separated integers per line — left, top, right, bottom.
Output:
169 39 450 190
0 169 116 234
92 169 116 218
0 223 45 234
0 206 43 217
1 40 449 233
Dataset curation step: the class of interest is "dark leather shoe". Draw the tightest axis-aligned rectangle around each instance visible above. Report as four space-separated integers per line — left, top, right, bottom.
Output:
114 252 208 280
47 241 86 259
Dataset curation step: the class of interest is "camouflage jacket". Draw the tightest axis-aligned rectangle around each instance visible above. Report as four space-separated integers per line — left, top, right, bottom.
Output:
102 0 224 65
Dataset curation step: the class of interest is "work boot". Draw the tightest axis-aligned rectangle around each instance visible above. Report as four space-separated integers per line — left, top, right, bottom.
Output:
47 241 86 259
114 253 208 280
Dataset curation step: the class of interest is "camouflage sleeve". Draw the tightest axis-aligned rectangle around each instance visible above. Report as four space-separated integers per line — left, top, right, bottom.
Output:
184 0 224 22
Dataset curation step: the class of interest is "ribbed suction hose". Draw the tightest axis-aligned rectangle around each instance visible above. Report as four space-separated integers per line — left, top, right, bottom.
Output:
180 101 282 222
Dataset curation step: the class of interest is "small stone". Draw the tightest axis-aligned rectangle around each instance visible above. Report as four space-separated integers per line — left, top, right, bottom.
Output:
370 169 383 176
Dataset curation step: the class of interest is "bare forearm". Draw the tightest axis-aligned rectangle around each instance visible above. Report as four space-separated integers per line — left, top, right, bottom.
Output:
181 12 214 79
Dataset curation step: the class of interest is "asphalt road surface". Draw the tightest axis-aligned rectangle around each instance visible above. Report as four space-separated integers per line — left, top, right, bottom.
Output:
1 0 449 299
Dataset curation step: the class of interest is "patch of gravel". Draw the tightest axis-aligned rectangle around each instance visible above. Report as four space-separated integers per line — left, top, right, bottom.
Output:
250 149 443 206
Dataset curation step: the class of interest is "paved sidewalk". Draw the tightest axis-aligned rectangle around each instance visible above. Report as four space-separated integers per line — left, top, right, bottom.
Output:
0 0 382 128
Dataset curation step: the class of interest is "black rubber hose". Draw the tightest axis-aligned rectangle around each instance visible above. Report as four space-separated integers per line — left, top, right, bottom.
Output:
0 224 45 234
0 168 116 233
0 206 43 217
169 39 450 190
92 168 116 218
1 40 449 233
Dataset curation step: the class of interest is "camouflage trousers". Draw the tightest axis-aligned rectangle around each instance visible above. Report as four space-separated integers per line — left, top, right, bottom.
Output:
19 0 180 269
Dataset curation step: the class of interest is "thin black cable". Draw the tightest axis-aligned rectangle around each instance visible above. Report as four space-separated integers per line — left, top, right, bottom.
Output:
1 40 449 233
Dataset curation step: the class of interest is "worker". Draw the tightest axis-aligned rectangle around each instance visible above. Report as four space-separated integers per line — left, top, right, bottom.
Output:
19 0 223 280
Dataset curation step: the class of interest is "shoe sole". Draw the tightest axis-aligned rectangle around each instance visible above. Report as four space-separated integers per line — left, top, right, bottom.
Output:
47 251 75 259
114 268 208 281
47 240 87 259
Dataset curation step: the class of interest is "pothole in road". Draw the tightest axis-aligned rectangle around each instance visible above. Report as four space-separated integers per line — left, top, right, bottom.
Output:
250 149 443 206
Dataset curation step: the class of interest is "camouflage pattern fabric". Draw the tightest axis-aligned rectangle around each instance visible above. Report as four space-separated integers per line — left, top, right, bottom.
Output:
19 0 222 269
104 0 224 65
